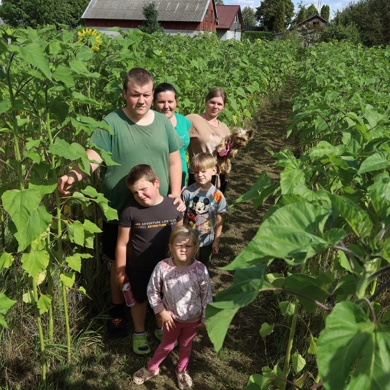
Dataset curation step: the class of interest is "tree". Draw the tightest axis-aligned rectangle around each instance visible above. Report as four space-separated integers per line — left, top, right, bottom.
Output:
307 4 318 16
273 1 285 32
318 23 361 44
215 0 224 4
291 1 308 27
139 2 163 34
0 0 89 28
333 0 390 46
368 0 390 45
320 5 330 20
255 0 295 32
242 6 257 26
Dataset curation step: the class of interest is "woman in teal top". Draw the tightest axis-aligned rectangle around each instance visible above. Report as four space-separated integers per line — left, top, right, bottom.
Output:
154 83 191 188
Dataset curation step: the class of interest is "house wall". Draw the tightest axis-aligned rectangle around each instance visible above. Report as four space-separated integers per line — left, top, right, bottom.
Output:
231 20 242 32
300 18 326 29
85 19 202 31
84 1 217 33
200 1 217 31
217 30 241 41
89 26 207 38
84 2 218 36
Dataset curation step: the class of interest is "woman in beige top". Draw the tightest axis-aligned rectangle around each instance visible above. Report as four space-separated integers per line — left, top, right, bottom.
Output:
186 87 230 193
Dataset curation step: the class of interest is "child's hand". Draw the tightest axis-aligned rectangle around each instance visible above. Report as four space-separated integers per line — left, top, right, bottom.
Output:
194 322 206 331
212 241 219 254
113 266 126 289
159 310 176 331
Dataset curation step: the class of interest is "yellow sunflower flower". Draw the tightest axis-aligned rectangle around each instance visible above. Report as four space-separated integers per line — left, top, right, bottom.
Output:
77 28 102 52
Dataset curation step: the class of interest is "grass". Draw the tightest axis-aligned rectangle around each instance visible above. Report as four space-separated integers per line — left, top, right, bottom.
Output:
0 84 308 389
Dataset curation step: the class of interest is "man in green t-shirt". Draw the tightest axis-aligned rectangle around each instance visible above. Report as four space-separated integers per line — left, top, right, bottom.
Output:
57 68 184 337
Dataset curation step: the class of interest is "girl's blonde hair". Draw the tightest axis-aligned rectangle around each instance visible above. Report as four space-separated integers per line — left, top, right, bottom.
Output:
169 225 200 257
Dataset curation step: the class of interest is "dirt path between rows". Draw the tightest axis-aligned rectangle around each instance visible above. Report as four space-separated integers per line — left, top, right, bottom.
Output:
125 84 298 390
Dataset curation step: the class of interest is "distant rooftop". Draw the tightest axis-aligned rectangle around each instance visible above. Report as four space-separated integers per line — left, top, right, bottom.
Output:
82 0 212 22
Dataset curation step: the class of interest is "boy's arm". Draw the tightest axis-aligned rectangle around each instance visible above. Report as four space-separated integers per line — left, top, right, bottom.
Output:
212 213 223 254
115 226 130 288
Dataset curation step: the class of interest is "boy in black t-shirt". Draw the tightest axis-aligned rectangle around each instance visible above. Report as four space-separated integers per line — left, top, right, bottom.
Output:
115 164 183 355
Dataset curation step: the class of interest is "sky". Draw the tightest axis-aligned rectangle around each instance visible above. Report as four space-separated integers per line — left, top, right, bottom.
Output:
223 0 352 16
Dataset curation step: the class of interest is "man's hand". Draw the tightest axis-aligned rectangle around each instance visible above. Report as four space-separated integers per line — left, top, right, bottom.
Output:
57 173 77 196
57 149 102 196
169 194 186 213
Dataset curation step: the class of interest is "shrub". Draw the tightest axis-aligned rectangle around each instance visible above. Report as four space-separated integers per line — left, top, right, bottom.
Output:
318 23 361 44
242 30 274 42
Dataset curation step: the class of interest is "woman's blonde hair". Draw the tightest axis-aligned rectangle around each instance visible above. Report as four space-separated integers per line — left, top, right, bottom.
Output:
169 225 200 257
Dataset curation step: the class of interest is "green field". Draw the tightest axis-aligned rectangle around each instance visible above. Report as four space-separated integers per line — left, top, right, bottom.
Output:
1 26 390 389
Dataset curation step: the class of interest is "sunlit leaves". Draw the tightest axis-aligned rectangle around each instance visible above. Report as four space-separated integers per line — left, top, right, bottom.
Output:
259 322 274 336
37 294 52 314
0 251 14 269
21 250 50 280
0 293 17 328
328 193 373 238
358 152 390 174
292 351 306 373
318 302 390 390
232 171 277 210
223 202 331 270
60 272 76 288
207 265 265 354
49 139 91 174
80 187 118 222
15 42 52 80
1 189 52 252
284 274 329 312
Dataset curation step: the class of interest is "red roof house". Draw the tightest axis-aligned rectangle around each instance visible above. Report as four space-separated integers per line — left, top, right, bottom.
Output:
82 0 218 36
216 5 243 41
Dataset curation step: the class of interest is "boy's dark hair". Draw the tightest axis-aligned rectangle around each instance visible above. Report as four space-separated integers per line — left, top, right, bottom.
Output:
191 153 217 172
126 164 158 187
123 68 154 91
153 82 177 103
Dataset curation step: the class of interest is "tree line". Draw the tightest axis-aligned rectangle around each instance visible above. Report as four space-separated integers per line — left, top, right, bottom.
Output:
332 0 390 46
1 0 388 47
242 0 389 47
242 0 329 31
0 0 90 29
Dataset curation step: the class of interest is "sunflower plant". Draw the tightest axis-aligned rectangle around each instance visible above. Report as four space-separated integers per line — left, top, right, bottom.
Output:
77 27 102 52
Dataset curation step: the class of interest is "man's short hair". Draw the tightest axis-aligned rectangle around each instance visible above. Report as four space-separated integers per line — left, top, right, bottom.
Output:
123 68 154 91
